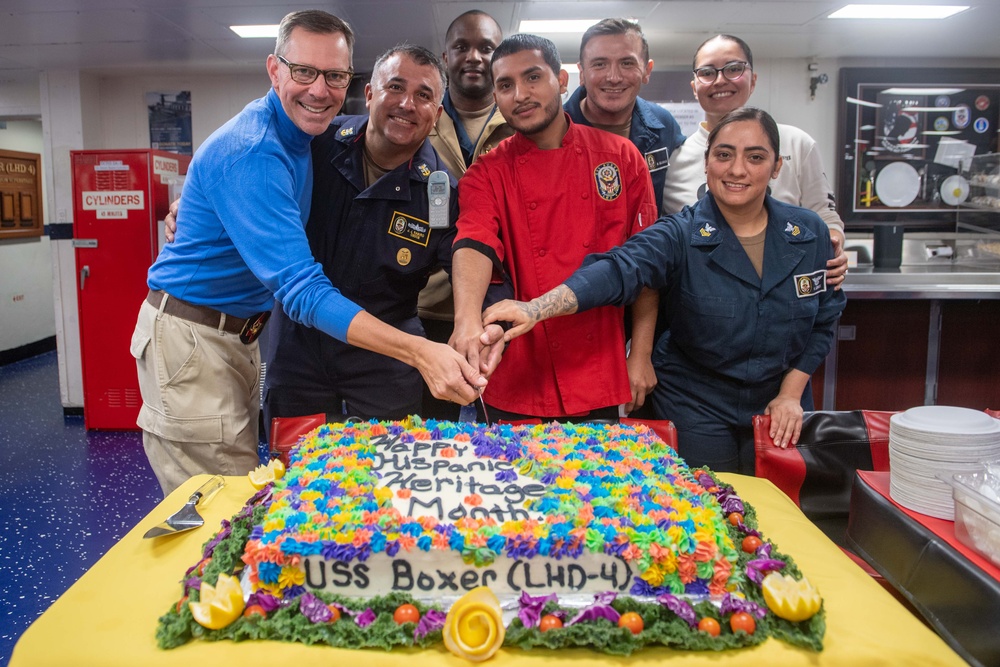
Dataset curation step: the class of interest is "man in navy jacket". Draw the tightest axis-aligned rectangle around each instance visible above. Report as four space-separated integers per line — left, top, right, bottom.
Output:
564 18 685 216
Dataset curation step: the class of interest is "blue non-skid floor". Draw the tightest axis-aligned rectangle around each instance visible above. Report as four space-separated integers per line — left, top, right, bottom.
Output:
0 351 269 666
0 352 159 665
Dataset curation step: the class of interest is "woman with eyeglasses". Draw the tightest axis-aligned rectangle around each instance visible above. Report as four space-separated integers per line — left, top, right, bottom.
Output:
662 34 848 289
483 108 846 474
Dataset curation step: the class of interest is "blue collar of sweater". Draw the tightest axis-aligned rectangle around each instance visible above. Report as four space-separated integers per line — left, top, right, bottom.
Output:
266 87 315 153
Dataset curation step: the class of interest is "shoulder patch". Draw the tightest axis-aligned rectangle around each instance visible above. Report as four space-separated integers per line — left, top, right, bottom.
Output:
594 162 622 201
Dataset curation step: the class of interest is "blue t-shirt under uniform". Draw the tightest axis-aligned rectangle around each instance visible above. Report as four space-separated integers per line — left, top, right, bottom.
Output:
147 87 362 342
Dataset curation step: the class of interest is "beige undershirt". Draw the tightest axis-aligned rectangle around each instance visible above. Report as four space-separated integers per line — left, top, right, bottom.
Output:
362 143 391 188
588 118 632 139
457 104 495 150
737 228 767 279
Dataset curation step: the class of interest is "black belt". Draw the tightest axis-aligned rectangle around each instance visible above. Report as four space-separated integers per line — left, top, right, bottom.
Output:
146 289 269 343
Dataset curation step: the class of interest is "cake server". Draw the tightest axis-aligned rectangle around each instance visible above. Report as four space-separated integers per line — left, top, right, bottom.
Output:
143 475 225 539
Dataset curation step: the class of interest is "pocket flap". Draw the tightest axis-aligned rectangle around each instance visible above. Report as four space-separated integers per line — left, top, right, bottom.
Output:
129 328 151 360
137 405 223 444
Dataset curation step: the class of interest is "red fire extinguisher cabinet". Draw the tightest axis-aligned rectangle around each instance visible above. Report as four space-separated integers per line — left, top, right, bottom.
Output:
72 149 190 429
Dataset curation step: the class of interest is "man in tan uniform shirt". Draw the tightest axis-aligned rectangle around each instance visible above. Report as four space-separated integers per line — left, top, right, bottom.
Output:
419 10 514 418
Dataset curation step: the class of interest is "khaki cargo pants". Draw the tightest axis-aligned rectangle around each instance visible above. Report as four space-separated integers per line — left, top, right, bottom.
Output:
131 298 261 496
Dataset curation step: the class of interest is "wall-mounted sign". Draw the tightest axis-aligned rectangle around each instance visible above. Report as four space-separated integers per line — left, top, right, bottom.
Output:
0 149 43 240
146 91 192 156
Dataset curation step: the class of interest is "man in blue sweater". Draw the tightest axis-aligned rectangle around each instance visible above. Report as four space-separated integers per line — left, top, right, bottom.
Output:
132 10 486 496
564 18 685 215
263 45 508 425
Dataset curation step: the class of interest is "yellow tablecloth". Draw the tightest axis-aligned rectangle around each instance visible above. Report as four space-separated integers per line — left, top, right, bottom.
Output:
11 473 965 666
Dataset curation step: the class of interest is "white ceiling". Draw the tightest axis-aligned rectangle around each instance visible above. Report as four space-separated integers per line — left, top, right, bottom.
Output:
0 0 996 80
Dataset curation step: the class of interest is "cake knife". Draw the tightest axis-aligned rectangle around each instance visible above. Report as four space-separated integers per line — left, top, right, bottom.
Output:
478 391 490 426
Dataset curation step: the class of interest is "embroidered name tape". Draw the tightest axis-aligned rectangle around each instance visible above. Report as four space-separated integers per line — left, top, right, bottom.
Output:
388 211 430 247
795 269 826 298
645 147 669 173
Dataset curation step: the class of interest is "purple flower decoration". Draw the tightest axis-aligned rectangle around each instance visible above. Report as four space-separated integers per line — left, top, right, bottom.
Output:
239 486 272 518
414 609 447 639
355 608 377 628
495 469 518 483
715 486 745 515
656 593 697 628
629 580 661 597
329 601 354 617
684 580 710 596
517 591 558 628
745 557 786 585
299 592 333 623
246 591 280 613
566 604 620 627
284 584 306 598
593 591 618 606
566 592 620 627
720 593 767 619
736 518 760 537
201 519 232 558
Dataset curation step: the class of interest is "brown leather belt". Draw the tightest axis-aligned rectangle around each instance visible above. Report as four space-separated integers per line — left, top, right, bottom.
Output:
146 289 269 343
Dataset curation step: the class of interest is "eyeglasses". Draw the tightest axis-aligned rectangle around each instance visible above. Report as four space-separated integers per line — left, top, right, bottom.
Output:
693 61 750 84
276 55 354 89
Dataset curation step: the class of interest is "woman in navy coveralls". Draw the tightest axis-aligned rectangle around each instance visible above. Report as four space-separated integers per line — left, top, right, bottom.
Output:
484 108 846 474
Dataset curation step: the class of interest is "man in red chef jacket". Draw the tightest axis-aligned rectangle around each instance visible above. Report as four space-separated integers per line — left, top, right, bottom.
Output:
450 33 659 422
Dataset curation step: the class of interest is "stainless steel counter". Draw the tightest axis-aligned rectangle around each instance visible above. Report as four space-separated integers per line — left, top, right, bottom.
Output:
844 267 1000 299
826 233 1000 409
843 233 1000 299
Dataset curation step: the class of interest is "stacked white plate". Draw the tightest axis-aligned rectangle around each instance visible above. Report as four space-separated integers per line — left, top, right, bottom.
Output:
889 406 1000 520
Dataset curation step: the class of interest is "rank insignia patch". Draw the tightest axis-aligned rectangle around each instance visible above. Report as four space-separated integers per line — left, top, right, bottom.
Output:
644 147 669 173
417 163 431 178
339 126 355 137
699 222 717 237
388 211 430 247
795 269 826 298
784 222 801 237
594 162 622 201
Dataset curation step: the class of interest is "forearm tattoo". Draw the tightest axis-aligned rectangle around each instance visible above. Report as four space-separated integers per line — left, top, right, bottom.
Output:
527 285 578 323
